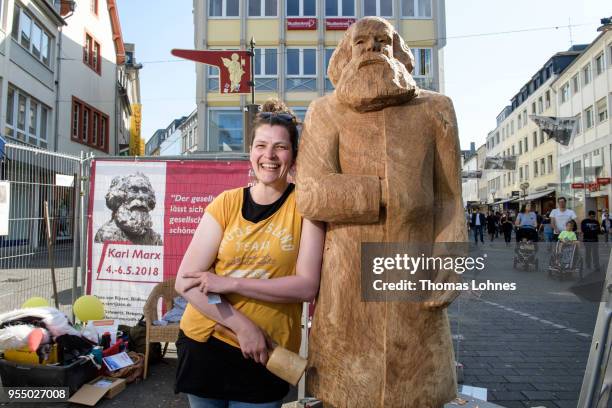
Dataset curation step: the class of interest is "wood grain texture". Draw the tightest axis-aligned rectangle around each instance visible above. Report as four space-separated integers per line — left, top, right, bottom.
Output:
295 17 468 408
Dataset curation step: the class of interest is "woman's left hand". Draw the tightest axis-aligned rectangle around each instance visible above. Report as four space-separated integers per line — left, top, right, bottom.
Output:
181 270 235 294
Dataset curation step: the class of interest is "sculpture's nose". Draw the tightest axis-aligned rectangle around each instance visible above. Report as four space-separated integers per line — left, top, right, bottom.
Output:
365 37 382 53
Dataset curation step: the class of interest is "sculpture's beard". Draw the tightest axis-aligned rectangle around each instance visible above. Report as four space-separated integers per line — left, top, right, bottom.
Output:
335 52 419 112
114 199 153 236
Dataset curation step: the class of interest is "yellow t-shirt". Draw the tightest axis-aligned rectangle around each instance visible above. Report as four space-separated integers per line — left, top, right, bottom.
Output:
180 186 303 353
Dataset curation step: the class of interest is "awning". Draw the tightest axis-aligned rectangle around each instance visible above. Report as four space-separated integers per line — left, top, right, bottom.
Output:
520 189 556 201
489 197 519 205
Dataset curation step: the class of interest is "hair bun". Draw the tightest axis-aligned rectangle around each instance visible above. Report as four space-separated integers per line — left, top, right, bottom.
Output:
261 98 294 116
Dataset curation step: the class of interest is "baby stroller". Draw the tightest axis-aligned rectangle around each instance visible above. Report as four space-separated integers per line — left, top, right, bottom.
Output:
548 241 583 280
513 228 539 272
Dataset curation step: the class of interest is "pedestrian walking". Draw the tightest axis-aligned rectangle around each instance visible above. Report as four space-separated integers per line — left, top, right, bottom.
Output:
550 197 577 241
470 208 485 245
581 210 601 272
501 212 513 246
494 211 501 238
515 203 538 242
601 209 612 242
486 211 497 242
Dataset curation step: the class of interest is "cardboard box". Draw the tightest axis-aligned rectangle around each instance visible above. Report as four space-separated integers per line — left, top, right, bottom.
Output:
68 376 126 406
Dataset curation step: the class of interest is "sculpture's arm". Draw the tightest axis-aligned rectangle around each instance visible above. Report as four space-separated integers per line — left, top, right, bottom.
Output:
296 100 382 223
433 96 467 244
426 96 468 308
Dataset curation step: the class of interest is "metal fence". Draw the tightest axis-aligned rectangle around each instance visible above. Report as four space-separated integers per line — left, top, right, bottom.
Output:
0 143 91 318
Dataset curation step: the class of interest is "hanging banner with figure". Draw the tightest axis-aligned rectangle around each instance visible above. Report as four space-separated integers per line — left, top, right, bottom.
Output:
529 115 578 146
171 49 251 94
484 156 517 171
87 159 251 323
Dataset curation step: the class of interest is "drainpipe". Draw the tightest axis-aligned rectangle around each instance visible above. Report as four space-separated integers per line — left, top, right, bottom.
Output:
54 26 64 152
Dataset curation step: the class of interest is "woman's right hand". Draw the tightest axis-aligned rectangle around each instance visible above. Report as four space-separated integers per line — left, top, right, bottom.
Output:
234 321 270 365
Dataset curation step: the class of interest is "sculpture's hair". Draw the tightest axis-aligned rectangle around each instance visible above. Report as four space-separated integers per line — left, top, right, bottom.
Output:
105 172 156 212
327 17 415 87
251 98 299 161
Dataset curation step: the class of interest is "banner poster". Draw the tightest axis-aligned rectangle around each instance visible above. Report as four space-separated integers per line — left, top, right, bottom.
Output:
529 115 578 146
483 156 517 170
87 159 250 323
461 170 482 179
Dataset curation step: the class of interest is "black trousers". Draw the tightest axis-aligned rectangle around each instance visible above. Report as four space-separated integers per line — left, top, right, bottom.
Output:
584 242 600 271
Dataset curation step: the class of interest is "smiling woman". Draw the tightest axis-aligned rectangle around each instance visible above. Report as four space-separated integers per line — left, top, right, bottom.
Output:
174 100 325 407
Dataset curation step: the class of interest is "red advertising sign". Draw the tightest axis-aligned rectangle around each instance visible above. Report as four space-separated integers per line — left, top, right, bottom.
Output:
597 177 611 185
325 18 356 30
287 18 317 30
588 182 600 192
571 183 585 189
171 49 251 94
87 159 251 323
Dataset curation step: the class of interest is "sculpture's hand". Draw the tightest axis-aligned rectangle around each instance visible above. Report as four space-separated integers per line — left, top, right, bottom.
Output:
380 178 388 208
419 300 452 310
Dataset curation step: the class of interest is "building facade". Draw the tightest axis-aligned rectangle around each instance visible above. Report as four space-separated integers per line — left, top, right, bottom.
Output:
180 109 198 154
193 0 447 153
555 27 612 220
0 0 64 151
484 46 585 214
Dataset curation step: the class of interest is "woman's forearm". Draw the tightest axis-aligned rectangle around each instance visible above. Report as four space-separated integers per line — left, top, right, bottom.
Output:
179 285 252 334
231 275 318 303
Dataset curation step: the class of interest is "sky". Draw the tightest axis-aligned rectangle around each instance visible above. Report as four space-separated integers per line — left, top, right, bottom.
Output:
117 0 611 149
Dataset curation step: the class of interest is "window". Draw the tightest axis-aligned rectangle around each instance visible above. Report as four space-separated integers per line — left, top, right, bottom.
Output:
539 129 544 144
541 158 546 175
5 85 49 148
560 82 570 103
254 48 278 91
524 136 528 152
209 0 239 17
11 6 52 67
533 131 537 148
583 63 591 85
209 109 243 152
517 113 522 129
519 140 522 155
401 0 431 17
519 167 523 181
325 48 335 91
287 0 316 16
575 113 582 134
90 0 98 14
325 0 354 16
531 102 536 114
595 53 604 76
364 0 393 16
525 165 529 179
585 106 594 129
512 145 515 156
249 0 277 16
572 74 580 93
411 48 432 77
545 91 550 108
83 33 101 73
534 161 538 177
523 109 527 126
286 48 316 91
71 96 109 152
596 97 608 123
510 120 514 134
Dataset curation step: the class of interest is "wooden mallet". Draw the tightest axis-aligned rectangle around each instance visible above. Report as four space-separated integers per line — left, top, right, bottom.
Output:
214 324 307 386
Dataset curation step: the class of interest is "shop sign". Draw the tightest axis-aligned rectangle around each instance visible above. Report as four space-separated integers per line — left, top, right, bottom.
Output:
287 18 317 30
511 191 520 197
597 177 611 185
571 183 585 189
588 182 599 192
325 18 356 30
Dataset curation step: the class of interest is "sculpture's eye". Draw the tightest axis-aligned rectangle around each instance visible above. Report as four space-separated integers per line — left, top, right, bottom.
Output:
355 39 364 45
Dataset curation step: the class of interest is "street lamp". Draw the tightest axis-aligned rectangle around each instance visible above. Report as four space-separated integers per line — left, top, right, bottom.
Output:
520 182 530 200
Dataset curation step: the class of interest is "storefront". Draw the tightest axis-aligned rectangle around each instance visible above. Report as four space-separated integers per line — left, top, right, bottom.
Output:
520 189 556 215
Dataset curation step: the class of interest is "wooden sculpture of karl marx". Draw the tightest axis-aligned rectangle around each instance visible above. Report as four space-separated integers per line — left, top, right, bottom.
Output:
296 17 467 408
